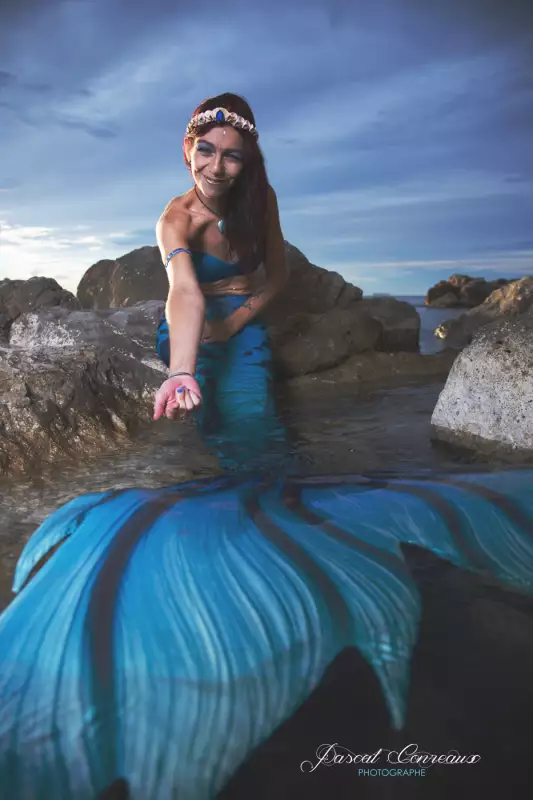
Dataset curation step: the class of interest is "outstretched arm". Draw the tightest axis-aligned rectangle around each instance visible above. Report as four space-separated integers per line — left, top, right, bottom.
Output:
153 205 205 419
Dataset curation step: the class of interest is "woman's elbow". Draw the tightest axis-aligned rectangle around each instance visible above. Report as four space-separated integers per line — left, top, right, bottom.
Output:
165 285 205 313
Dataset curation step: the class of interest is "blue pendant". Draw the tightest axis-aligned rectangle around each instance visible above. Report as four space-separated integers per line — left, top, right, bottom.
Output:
215 110 225 123
217 219 225 234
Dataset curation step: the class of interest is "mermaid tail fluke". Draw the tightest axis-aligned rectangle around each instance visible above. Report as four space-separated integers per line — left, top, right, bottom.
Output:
1 471 533 798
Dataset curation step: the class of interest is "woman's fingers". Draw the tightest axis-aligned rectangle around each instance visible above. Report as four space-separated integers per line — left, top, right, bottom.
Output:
190 391 202 408
176 387 200 413
153 378 203 421
183 390 195 412
165 392 179 419
153 387 168 420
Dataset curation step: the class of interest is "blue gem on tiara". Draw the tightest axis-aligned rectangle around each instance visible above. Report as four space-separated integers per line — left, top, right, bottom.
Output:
215 110 225 123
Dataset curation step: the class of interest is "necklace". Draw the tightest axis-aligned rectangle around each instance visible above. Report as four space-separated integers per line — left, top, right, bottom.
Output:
194 187 225 234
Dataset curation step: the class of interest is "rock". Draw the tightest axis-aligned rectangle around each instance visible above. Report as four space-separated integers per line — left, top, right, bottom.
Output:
431 316 533 456
448 273 474 289
0 277 80 337
9 307 146 357
429 292 461 309
285 349 456 393
0 302 173 475
263 242 363 321
94 301 166 347
426 274 512 309
0 343 163 476
355 297 420 352
77 241 365 312
458 278 509 308
426 281 460 306
271 308 382 378
76 241 420 354
0 284 447 476
435 277 533 349
77 246 167 309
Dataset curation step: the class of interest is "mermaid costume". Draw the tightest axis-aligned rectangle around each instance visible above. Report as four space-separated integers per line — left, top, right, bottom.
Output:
155 252 286 471
0 252 532 799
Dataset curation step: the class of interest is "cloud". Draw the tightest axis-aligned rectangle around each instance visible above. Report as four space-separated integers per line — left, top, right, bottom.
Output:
0 222 106 250
326 251 533 274
1 0 531 297
282 171 531 219
53 113 118 138
0 70 16 89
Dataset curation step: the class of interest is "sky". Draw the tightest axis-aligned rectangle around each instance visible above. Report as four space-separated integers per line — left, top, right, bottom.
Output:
1 0 532 297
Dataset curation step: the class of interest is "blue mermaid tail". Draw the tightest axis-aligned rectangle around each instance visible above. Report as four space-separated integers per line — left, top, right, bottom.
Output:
1 469 533 799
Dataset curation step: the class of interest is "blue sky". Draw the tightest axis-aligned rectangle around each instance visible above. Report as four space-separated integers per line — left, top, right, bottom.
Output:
1 0 532 296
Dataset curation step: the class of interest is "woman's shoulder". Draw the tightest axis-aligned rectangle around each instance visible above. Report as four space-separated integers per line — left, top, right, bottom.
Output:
158 192 195 232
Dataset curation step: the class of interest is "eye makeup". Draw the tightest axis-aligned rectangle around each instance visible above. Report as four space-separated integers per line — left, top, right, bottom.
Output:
196 141 243 160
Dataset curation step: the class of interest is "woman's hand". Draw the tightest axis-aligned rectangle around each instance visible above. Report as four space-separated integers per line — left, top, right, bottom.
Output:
153 374 202 421
201 319 234 344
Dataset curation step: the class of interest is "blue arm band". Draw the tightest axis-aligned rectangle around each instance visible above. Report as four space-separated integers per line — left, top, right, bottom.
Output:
166 248 192 267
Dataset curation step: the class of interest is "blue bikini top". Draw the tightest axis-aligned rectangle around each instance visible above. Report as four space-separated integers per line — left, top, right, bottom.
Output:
191 251 241 283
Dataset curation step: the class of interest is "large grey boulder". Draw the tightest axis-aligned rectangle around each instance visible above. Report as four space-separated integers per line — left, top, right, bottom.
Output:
431 316 533 455
0 342 163 476
1 304 169 476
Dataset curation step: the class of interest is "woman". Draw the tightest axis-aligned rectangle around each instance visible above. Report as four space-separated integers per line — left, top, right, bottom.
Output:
152 93 288 469
0 95 532 800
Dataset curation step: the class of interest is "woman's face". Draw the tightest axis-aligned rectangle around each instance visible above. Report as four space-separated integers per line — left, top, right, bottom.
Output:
186 125 245 199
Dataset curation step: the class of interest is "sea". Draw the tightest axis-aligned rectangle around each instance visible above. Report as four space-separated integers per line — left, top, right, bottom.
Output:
377 294 466 355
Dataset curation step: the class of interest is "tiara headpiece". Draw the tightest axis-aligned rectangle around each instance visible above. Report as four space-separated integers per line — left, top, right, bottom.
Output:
185 107 258 139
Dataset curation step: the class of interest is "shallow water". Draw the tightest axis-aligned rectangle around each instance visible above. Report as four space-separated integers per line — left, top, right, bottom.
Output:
395 294 465 355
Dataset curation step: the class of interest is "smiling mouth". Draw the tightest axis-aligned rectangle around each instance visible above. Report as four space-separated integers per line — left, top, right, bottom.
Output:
204 176 226 185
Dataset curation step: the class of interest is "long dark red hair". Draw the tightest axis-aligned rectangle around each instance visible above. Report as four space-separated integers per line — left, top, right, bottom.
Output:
183 93 269 272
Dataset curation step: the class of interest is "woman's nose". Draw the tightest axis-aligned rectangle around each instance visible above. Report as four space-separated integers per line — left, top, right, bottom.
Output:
212 154 225 175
